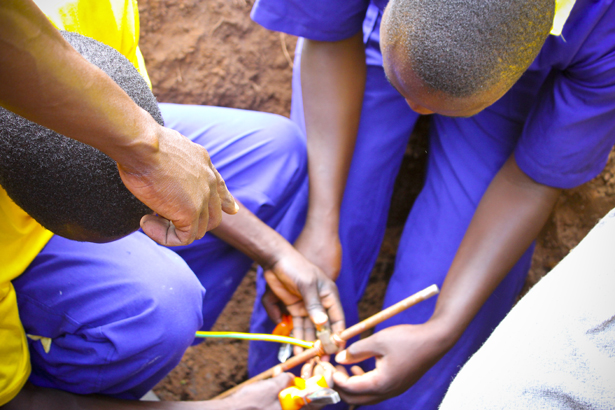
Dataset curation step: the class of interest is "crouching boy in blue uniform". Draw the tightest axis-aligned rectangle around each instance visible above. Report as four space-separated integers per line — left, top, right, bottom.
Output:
249 0 615 408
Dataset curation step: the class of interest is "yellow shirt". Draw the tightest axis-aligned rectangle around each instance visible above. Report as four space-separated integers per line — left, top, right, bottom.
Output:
0 0 151 405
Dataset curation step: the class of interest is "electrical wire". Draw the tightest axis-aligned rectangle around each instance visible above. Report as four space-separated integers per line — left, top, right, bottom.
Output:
195 331 314 349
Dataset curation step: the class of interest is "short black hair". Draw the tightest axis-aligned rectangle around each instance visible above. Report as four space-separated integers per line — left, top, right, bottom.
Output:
383 0 555 97
0 31 162 240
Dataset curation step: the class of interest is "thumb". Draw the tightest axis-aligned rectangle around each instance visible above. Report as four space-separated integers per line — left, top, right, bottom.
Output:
335 335 382 365
265 372 294 392
141 214 196 246
261 286 283 324
302 287 329 331
296 276 329 329
212 166 238 215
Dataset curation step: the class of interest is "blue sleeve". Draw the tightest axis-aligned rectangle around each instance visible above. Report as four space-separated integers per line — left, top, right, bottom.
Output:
251 0 370 41
515 14 615 189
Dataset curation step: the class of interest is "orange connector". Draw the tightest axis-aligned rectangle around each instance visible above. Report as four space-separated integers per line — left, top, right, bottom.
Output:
279 375 339 410
272 314 293 337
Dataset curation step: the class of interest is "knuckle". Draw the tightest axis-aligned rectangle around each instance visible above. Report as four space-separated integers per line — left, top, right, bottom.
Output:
303 275 319 291
199 147 211 161
372 377 387 392
217 176 228 189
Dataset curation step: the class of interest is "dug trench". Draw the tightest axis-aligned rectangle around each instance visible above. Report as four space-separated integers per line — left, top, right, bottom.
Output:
137 0 615 401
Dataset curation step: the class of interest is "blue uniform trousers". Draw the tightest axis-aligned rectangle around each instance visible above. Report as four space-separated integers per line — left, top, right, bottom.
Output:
13 103 306 399
248 34 534 410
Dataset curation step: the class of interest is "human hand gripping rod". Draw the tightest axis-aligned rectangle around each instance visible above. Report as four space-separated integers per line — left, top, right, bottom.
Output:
214 284 440 400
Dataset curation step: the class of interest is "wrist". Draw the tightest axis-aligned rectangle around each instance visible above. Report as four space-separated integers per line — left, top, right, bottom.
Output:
244 220 294 271
222 396 261 410
260 238 297 272
427 310 468 350
303 212 340 237
112 108 161 174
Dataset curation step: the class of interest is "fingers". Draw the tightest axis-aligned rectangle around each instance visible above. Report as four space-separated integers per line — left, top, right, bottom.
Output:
202 157 223 233
120 128 238 247
261 287 283 324
304 318 316 345
320 285 345 335
335 364 349 377
301 360 315 379
228 372 293 408
333 369 382 405
263 270 301 307
267 372 294 391
301 359 337 389
335 336 381 365
140 214 198 246
213 165 238 215
329 337 387 404
298 280 329 331
204 185 221 234
314 361 336 387
331 365 381 405
291 316 305 356
202 159 226 233
350 365 365 376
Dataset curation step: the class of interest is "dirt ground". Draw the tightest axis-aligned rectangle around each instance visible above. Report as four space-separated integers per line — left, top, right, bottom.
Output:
137 0 615 401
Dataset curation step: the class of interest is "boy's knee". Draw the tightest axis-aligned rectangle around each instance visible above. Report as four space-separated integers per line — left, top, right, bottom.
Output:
23 244 205 398
268 115 305 152
83 253 205 397
131 252 205 352
262 115 307 191
261 114 306 171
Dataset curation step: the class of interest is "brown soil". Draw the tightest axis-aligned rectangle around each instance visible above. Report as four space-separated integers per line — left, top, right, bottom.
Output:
137 0 615 401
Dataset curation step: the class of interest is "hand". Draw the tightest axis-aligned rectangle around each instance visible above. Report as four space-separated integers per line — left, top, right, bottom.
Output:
294 222 342 281
299 359 339 410
331 323 453 405
262 247 345 355
225 373 294 410
300 358 337 387
118 124 238 246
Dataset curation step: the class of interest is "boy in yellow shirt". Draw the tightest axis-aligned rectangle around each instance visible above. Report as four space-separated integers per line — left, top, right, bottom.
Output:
1 0 343 408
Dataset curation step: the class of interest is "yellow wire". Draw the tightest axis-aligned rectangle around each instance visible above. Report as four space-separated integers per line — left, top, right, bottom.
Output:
195 331 314 349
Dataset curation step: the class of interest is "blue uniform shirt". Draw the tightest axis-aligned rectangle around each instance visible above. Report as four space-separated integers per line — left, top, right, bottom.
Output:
252 0 615 189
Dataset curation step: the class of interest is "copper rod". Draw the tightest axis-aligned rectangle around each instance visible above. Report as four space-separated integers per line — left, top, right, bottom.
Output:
214 284 439 400
340 284 439 340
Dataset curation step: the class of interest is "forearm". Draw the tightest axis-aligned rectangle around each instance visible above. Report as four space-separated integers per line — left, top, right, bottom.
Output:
211 202 292 270
301 32 366 232
0 0 159 172
432 155 560 344
4 383 229 410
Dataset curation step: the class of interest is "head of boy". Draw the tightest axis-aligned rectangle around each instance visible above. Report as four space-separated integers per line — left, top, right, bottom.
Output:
381 0 555 116
0 31 162 242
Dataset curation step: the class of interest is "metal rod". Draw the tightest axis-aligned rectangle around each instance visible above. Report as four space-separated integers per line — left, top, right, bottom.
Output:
213 284 439 400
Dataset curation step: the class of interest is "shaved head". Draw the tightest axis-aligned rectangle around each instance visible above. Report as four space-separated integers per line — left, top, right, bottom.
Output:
381 0 554 113
0 32 161 242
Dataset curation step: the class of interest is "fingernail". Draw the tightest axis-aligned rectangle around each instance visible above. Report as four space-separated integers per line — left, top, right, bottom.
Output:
312 311 328 326
332 334 344 345
335 350 347 363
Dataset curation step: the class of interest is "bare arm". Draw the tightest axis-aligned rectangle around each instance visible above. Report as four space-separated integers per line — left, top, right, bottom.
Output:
212 204 345 336
294 32 366 278
238 33 365 343
301 31 366 233
5 375 293 410
432 155 560 339
333 155 561 404
0 0 237 246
